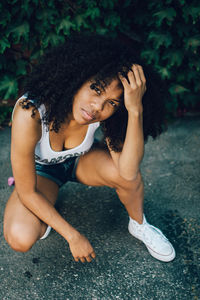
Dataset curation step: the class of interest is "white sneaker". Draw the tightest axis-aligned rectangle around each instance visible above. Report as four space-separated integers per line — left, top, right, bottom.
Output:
40 225 51 240
128 215 176 262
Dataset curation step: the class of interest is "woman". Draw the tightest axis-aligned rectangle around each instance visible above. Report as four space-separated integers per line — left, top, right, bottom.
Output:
3 34 175 263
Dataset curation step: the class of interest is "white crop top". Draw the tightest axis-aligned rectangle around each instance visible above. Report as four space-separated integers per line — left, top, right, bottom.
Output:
12 95 100 165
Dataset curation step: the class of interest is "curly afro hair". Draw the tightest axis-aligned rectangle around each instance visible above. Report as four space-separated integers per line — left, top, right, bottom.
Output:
23 33 166 152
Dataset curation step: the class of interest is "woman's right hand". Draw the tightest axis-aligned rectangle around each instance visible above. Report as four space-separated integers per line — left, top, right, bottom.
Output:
69 232 96 263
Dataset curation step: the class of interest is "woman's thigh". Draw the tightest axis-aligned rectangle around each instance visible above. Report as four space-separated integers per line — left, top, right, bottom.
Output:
75 148 122 188
3 175 59 248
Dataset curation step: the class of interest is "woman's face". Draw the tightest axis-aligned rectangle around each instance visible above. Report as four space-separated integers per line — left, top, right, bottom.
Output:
72 78 123 125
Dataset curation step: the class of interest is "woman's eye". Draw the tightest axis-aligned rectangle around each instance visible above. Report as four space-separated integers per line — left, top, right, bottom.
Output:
95 87 101 95
109 100 117 107
90 83 101 95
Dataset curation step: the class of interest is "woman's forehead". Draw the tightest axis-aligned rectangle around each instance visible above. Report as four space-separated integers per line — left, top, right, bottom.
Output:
105 79 123 94
94 78 122 90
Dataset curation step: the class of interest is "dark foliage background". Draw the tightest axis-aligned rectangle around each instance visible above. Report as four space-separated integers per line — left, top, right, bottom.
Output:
0 0 200 125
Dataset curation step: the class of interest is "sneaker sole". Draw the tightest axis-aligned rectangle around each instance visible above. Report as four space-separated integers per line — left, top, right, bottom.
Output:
146 244 176 262
40 225 51 240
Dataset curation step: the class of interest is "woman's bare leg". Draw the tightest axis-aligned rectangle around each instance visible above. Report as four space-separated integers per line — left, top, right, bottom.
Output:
76 148 144 224
76 148 176 262
3 175 59 252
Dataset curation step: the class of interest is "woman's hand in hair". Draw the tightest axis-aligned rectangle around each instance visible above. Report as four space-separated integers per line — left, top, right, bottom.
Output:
119 64 146 114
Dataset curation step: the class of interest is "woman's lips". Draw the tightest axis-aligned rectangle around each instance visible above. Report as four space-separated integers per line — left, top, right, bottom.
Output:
81 108 95 121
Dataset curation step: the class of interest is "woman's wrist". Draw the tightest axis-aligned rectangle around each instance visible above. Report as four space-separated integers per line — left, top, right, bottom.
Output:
126 103 143 115
63 226 81 244
128 108 143 118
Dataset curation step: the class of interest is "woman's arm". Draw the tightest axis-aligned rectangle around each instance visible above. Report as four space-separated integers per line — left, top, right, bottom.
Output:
11 103 95 262
107 65 146 181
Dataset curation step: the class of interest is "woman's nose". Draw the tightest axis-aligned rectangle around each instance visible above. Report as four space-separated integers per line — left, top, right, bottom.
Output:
91 99 104 112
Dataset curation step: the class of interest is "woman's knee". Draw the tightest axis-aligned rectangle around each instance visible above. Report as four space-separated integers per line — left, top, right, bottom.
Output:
4 223 39 252
110 166 143 191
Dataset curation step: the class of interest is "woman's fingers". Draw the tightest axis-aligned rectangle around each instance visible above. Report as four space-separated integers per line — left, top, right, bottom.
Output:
74 251 96 263
129 65 146 87
118 73 129 89
74 256 86 263
132 65 142 86
127 69 137 88
80 257 86 263
120 64 146 112
74 257 79 262
69 233 96 263
85 255 92 263
74 256 92 263
137 65 146 83
119 64 146 90
91 251 96 259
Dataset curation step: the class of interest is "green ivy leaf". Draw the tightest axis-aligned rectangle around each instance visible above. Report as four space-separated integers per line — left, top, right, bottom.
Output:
0 75 18 99
95 27 109 35
183 6 200 23
100 0 116 9
57 17 75 35
30 48 44 60
189 7 200 22
148 31 172 49
20 0 31 12
0 36 10 53
74 14 88 30
157 66 171 79
85 7 100 20
153 8 176 26
8 22 30 43
0 10 11 27
185 35 200 50
188 58 200 71
42 33 65 48
141 49 160 64
162 50 184 67
169 84 190 95
104 13 120 29
179 0 185 6
36 8 58 25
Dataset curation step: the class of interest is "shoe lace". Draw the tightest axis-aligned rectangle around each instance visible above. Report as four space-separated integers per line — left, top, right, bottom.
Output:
142 223 168 246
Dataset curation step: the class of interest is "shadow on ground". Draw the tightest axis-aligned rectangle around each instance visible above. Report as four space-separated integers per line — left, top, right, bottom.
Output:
0 117 199 300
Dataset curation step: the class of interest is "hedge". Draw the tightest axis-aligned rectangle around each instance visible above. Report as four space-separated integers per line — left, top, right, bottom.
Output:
0 0 200 125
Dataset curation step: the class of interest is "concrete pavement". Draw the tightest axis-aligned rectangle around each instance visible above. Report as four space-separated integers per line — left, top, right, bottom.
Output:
0 116 199 299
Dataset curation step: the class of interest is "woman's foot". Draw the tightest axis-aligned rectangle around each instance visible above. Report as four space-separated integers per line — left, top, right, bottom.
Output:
128 215 175 262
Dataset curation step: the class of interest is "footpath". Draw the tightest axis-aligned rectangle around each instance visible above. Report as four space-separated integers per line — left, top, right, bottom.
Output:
0 116 199 300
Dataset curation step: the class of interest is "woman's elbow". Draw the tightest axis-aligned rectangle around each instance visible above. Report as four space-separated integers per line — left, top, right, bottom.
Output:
119 169 139 182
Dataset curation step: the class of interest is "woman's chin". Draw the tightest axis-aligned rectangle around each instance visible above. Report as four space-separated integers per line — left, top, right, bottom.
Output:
73 115 91 125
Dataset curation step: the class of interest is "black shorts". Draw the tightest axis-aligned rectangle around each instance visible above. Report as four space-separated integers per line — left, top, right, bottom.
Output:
35 157 79 187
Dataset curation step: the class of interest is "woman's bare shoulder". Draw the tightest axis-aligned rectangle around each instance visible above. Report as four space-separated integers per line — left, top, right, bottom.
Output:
12 99 42 145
